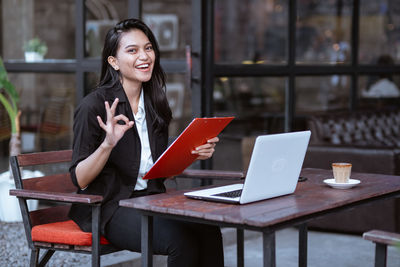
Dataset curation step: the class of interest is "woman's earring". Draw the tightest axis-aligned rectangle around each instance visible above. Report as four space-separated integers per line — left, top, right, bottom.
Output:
114 66 119 71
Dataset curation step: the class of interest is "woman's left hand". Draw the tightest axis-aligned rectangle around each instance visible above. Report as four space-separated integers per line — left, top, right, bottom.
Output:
192 137 219 160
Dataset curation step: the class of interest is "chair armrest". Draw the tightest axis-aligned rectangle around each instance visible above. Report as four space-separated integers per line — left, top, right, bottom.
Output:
363 230 400 246
9 189 103 204
177 169 245 180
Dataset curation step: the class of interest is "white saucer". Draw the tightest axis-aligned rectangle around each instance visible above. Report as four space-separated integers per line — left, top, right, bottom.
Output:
323 178 361 189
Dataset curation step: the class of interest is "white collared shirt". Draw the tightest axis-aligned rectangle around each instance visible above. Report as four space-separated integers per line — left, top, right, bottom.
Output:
133 90 153 190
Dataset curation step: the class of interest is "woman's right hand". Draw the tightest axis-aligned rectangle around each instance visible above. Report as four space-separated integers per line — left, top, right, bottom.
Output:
97 98 134 148
75 98 134 189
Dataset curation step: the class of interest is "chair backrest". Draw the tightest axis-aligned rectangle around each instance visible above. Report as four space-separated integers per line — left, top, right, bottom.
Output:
13 150 74 189
307 108 400 147
10 150 75 227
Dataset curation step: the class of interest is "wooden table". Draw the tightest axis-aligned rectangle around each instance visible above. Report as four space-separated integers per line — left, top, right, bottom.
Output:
119 168 400 267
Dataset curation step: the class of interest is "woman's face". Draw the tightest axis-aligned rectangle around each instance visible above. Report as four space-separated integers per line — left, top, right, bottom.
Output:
109 29 156 88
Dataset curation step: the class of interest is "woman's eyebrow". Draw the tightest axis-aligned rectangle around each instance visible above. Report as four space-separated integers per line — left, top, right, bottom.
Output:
124 42 152 49
124 44 138 49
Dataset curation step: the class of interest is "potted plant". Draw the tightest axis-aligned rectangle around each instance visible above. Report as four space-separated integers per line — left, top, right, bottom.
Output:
0 57 42 222
0 57 20 157
23 37 48 62
0 56 21 221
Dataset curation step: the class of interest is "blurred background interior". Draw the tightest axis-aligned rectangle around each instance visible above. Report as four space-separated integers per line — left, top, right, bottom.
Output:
1 0 400 176
2 0 400 236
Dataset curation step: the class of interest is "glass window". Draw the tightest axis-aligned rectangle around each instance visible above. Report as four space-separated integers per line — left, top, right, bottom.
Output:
296 75 351 113
296 0 353 64
85 0 128 58
85 72 100 95
143 1 192 59
2 0 75 60
215 0 288 65
212 76 285 172
212 134 244 171
359 0 400 64
165 74 192 137
358 74 400 109
213 77 286 135
0 73 75 168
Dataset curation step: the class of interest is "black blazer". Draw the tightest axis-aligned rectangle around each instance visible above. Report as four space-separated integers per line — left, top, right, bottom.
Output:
68 84 167 234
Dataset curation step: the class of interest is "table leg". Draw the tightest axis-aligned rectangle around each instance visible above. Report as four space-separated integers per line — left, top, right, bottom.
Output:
263 231 276 267
237 229 244 267
375 243 387 267
298 223 308 267
141 215 153 267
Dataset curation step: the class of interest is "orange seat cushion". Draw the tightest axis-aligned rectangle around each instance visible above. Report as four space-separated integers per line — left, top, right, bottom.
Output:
31 220 110 246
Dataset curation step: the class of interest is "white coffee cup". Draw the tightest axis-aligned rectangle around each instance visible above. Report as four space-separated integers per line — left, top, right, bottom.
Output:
332 163 352 183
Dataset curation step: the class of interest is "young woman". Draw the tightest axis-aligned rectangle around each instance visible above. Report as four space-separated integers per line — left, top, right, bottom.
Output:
68 19 224 267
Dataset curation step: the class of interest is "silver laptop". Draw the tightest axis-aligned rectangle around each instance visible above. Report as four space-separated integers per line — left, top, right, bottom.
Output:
184 131 311 204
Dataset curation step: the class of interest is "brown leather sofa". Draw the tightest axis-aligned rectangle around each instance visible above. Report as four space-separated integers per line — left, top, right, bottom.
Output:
303 108 400 234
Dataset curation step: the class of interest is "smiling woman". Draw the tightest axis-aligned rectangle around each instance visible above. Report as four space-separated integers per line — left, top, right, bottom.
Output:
106 29 155 102
68 18 224 267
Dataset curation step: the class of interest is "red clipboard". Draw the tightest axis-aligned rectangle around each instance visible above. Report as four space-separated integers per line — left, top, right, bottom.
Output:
143 116 234 180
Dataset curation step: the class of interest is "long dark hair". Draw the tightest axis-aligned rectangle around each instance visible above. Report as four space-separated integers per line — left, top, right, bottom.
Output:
99 18 172 132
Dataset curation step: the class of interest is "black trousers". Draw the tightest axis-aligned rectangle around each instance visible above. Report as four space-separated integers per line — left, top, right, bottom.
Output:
105 205 224 267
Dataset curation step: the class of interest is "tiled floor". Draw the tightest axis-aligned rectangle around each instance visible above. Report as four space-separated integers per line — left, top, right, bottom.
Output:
87 227 400 266
223 227 400 267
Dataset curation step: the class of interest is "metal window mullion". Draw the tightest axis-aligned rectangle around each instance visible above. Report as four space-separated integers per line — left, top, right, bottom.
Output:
191 0 203 118
75 0 85 102
203 0 215 118
128 0 142 19
285 0 297 132
350 0 360 111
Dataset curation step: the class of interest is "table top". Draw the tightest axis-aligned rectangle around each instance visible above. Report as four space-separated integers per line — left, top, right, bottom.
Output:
119 168 400 231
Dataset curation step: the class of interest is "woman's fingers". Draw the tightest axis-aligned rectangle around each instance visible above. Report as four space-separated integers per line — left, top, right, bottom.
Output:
99 99 134 132
207 137 219 143
192 151 214 160
105 98 119 122
97 116 106 130
113 114 130 123
113 114 134 130
110 98 119 113
192 136 219 160
97 98 134 148
194 137 219 150
103 100 133 127
194 144 215 151
192 147 215 155
123 120 135 129
105 101 113 122
192 144 216 159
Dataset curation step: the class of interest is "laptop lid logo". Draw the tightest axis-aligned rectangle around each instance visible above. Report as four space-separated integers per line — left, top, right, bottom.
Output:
271 158 287 172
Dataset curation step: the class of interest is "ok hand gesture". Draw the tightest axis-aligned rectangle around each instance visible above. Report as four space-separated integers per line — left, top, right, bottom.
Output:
97 98 134 148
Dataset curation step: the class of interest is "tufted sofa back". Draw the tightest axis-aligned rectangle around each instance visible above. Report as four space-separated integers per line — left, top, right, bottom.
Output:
308 109 400 147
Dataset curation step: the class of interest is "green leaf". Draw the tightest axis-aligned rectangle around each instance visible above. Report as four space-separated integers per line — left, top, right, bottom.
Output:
0 93 17 133
0 56 18 134
3 80 18 100
0 57 18 101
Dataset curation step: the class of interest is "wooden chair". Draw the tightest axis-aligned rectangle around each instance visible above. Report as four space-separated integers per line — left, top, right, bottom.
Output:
9 149 245 267
363 230 400 267
9 150 119 267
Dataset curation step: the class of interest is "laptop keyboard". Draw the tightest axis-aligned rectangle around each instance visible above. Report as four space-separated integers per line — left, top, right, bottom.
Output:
213 189 243 198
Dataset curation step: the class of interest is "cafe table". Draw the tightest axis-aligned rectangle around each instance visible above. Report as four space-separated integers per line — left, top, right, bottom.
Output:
119 168 400 267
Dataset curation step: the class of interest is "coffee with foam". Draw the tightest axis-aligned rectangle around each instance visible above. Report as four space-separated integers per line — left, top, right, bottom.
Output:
332 163 352 183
